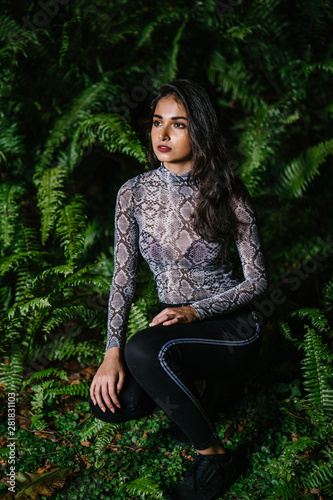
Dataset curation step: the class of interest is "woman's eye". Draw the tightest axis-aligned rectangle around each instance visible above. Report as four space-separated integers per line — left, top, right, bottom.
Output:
153 120 162 127
174 123 186 129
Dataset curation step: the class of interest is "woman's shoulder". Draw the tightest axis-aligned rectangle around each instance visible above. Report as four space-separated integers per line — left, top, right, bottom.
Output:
118 168 158 193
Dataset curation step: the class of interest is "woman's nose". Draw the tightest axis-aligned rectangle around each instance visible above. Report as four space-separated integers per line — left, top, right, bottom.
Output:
158 126 170 141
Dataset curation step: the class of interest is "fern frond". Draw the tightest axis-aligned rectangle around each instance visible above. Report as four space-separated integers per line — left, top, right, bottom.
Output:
0 351 24 394
9 296 51 319
278 320 296 342
30 380 60 411
37 80 118 172
69 114 147 169
292 308 329 332
48 381 90 398
276 138 333 198
265 437 319 500
0 182 25 247
323 276 333 309
62 273 111 291
208 52 264 113
136 14 169 49
34 165 67 244
304 60 333 77
59 16 81 67
0 251 45 277
80 418 121 464
55 195 86 264
39 264 75 280
162 14 188 82
0 14 39 53
0 285 11 314
238 103 300 193
303 447 333 490
41 305 93 335
47 336 103 364
79 418 111 442
127 304 149 340
266 481 299 500
283 436 320 456
0 121 25 163
94 422 120 463
120 477 164 499
21 368 68 393
301 326 333 423
225 26 254 40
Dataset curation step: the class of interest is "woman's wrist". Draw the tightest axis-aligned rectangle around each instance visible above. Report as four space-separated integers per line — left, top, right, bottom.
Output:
104 346 122 360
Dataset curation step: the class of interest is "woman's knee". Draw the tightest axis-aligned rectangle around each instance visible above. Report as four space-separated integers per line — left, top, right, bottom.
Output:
87 391 132 424
124 327 163 373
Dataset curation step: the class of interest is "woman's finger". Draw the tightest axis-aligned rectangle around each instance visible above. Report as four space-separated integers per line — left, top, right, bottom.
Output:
103 383 117 412
150 308 176 326
116 370 125 398
90 382 97 405
95 386 108 413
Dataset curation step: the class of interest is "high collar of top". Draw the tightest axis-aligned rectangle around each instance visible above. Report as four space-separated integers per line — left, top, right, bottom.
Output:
157 163 191 186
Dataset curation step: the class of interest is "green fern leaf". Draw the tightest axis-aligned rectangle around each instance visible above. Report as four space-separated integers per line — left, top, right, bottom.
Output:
9 296 51 319
21 368 68 392
79 419 120 456
39 264 75 280
276 138 333 198
55 195 86 264
0 182 25 247
292 308 329 332
120 477 164 499
36 80 119 172
34 165 67 244
0 14 39 52
48 336 103 364
323 276 333 309
94 423 120 463
79 418 110 442
303 448 333 490
162 14 188 82
59 16 81 67
41 306 92 335
301 326 333 423
0 251 45 277
0 351 23 394
69 113 147 169
127 304 150 340
278 320 296 342
0 121 25 163
48 382 90 398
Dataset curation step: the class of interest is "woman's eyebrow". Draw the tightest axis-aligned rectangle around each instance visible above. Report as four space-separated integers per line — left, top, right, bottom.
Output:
153 114 188 121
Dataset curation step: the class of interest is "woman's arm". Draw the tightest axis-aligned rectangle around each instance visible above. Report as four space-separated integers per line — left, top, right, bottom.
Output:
105 181 139 351
90 181 138 412
190 188 268 319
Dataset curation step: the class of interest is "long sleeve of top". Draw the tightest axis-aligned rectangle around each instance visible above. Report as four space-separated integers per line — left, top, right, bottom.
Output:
105 164 268 351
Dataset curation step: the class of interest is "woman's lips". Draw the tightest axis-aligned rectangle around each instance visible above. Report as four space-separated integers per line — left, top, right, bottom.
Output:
157 145 172 152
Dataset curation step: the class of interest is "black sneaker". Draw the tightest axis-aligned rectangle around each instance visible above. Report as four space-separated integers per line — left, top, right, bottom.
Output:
167 452 236 500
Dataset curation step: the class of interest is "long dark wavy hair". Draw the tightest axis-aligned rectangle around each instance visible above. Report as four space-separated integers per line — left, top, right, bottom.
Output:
146 79 245 242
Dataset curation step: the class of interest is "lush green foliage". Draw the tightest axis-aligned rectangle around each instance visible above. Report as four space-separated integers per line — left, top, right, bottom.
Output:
0 0 333 498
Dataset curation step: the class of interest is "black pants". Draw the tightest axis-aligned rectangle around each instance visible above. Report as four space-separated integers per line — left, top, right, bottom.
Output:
88 304 260 450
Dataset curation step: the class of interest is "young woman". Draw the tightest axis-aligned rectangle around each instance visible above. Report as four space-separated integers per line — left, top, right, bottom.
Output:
89 79 267 500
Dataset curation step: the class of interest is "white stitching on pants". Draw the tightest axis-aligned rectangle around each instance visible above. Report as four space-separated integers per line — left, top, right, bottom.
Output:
157 331 259 435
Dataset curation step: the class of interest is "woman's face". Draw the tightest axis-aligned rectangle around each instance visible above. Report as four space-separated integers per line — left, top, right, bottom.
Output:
151 95 193 174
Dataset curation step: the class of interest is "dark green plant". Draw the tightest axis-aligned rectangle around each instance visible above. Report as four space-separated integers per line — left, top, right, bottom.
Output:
0 0 333 498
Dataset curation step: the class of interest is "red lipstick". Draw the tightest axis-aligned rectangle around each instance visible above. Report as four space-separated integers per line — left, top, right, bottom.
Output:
157 145 172 152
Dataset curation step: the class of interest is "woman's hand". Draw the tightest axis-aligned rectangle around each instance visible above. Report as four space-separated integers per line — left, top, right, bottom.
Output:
89 347 125 413
149 306 199 327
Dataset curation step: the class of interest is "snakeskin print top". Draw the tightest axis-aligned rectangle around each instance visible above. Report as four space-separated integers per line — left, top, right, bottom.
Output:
106 164 267 351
